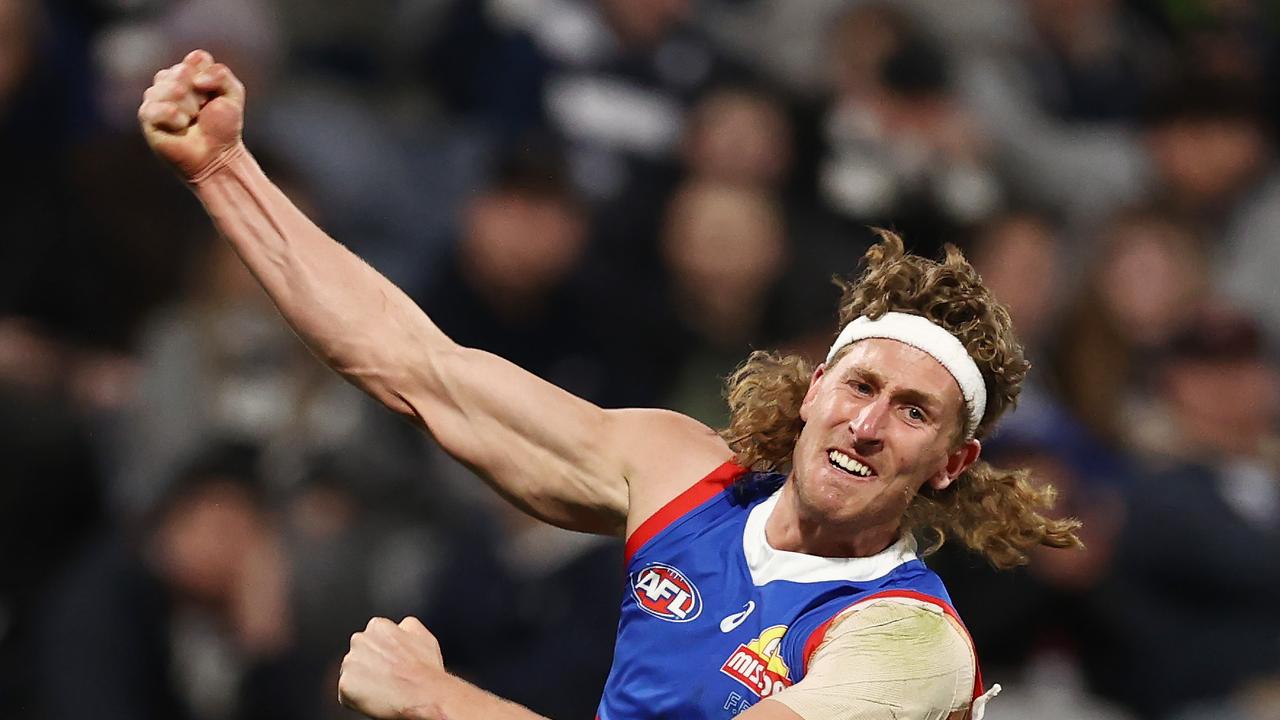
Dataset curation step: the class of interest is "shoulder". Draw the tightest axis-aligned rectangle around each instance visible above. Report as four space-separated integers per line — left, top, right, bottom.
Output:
773 594 972 707
769 598 975 719
606 408 736 537
818 597 973 664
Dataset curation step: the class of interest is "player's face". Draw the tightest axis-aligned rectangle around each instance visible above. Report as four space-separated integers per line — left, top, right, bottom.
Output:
792 339 978 531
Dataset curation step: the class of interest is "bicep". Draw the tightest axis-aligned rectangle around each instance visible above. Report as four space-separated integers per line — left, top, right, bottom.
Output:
397 347 731 535
397 346 628 533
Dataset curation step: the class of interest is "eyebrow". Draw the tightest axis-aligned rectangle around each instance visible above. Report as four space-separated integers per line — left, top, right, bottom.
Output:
845 366 944 415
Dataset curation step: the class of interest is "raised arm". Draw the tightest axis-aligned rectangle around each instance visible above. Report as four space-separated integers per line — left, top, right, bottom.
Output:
139 50 730 535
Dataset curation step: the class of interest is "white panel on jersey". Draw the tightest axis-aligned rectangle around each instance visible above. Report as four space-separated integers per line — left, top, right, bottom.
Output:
742 487 918 586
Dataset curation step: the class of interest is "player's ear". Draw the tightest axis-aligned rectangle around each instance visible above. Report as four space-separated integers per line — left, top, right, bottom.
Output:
928 438 980 491
800 363 827 423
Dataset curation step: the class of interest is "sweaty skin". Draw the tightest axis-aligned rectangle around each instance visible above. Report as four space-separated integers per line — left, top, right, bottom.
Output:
139 50 988 720
139 51 732 537
774 341 981 558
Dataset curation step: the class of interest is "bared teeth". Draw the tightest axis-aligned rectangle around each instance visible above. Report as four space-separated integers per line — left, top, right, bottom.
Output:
828 449 872 477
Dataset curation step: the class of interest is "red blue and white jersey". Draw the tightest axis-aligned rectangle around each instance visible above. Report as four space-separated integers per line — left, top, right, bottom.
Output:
596 462 984 720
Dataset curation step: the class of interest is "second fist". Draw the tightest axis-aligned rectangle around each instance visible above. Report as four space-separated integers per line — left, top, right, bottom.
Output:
338 616 447 720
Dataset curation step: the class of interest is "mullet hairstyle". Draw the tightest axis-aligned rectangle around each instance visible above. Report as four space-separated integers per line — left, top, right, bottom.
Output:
721 230 1082 569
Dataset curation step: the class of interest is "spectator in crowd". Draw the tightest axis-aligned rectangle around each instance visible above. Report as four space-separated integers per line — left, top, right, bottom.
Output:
35 442 310 720
926 208 1126 681
117 216 366 521
812 3 1004 256
414 141 662 408
0 0 93 156
282 449 455 720
682 85 794 191
1 0 196 355
935 210 1130 700
967 209 1065 358
823 3 914 106
421 492 622 720
1050 207 1208 447
1222 177 1280 349
966 209 1093 470
1175 79 1280 345
931 425 1130 720
425 0 730 205
1021 0 1173 122
956 2 1157 234
0 0 30 111
1085 307 1280 720
1141 78 1272 229
930 210 1132 714
656 179 788 426
601 81 800 293
0 379 103 720
1130 0 1276 96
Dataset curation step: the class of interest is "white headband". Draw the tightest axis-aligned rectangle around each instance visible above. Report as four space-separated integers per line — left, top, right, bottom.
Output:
826 312 987 437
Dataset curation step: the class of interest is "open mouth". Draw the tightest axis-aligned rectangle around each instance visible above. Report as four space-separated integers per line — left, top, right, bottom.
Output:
828 449 875 478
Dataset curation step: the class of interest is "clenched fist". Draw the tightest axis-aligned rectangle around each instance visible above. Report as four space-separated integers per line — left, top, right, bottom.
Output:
339 616 448 720
138 49 245 180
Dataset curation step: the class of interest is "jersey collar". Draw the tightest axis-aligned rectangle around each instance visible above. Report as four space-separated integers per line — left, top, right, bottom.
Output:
742 485 919 586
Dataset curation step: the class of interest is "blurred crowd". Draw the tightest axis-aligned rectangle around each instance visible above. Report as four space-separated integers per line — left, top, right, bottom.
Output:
3 0 1280 719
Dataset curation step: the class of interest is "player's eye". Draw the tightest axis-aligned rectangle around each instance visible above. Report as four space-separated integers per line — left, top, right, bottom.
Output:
854 381 873 395
903 406 926 423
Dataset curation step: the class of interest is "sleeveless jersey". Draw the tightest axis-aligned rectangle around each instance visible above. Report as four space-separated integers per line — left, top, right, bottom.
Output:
596 462 984 720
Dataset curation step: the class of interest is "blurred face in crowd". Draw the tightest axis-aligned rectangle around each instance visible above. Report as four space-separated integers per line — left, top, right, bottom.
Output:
152 481 264 603
684 90 792 188
462 190 587 306
844 24 979 165
598 0 691 48
1166 355 1279 457
971 214 1060 347
790 340 975 543
828 4 907 101
0 0 32 108
1005 449 1118 590
1029 0 1116 47
1096 216 1205 347
662 181 785 340
1148 117 1269 211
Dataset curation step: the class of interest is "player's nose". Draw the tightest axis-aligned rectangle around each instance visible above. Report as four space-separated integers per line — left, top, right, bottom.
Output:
848 397 888 449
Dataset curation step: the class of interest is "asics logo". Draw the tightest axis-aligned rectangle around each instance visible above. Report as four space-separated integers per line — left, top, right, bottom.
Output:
719 601 756 633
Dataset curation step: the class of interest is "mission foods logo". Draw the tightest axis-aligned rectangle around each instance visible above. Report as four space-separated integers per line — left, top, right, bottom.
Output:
720 625 793 698
630 563 702 622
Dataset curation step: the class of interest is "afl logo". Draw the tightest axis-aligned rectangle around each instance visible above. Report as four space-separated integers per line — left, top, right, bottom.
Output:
630 563 702 622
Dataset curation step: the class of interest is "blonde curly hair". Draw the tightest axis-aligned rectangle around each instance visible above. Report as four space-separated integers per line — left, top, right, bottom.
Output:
721 230 1082 569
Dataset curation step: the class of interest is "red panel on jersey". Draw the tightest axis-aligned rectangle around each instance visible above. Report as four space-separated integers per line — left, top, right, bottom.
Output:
624 460 746 565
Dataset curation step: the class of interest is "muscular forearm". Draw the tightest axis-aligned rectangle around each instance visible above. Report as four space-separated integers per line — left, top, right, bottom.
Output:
142 52 635 533
190 143 448 414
